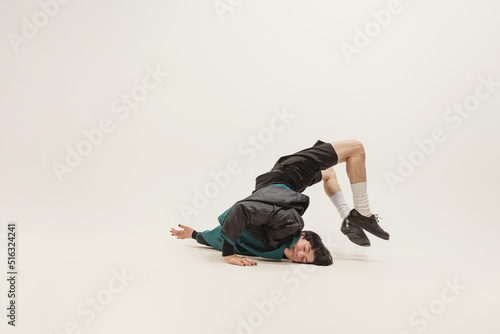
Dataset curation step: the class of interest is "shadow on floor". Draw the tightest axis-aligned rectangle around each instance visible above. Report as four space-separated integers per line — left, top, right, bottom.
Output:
186 245 385 264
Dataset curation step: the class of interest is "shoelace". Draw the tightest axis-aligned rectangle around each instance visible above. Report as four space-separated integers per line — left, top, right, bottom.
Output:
373 214 382 222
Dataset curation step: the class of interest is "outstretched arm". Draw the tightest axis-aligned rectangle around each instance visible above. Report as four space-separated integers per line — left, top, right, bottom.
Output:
171 224 211 246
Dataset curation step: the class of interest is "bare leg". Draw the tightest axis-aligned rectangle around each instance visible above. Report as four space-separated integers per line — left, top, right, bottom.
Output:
330 140 366 184
330 140 373 217
321 167 341 197
322 167 352 220
328 140 389 240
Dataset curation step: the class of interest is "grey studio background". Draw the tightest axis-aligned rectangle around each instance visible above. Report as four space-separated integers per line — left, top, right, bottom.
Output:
1 0 499 333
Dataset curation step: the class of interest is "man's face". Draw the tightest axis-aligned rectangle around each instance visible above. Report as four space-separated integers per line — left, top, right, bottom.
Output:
290 234 315 264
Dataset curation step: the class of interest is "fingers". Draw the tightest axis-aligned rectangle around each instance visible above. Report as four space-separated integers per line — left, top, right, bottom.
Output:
171 225 192 239
242 258 257 266
229 256 257 267
170 224 192 239
170 228 183 238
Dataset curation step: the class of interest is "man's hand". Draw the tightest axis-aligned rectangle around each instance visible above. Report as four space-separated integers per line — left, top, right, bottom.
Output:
223 254 257 267
171 224 194 239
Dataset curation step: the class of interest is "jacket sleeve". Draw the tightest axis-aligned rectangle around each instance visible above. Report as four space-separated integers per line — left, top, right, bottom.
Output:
192 230 212 247
222 239 235 256
219 201 274 246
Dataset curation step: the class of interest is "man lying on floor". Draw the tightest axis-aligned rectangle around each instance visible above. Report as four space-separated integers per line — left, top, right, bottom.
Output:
171 139 390 267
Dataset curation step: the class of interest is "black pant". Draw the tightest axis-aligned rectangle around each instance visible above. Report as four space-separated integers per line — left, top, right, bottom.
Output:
254 139 339 193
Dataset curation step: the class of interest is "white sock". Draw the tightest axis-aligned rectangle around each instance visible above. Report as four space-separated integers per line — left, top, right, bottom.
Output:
350 182 371 216
329 191 352 220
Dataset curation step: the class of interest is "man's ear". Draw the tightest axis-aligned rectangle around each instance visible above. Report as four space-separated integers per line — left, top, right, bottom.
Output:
300 232 305 238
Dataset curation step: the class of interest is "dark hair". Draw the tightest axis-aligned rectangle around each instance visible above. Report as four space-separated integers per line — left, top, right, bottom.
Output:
302 230 333 266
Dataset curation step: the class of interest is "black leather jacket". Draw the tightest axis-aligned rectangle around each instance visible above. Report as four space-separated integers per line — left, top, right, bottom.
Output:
220 185 310 248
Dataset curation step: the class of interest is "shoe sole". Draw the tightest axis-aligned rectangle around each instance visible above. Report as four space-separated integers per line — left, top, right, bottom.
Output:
341 226 371 247
349 221 390 240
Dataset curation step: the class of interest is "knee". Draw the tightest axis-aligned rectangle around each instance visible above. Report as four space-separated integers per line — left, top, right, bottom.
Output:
352 140 365 158
321 167 337 181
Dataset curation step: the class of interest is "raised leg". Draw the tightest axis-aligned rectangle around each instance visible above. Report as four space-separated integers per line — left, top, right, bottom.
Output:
321 167 341 197
322 167 351 220
322 167 371 246
330 140 366 184
329 140 390 241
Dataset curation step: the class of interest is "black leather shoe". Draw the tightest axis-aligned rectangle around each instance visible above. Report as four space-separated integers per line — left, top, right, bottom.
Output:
347 209 389 240
341 217 371 247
